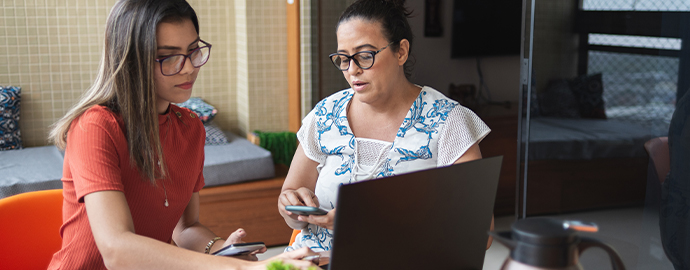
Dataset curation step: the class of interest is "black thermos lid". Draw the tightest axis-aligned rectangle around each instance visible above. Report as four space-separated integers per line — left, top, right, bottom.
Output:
509 217 579 268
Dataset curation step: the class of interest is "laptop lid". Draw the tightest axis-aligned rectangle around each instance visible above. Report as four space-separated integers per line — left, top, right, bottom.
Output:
328 156 503 270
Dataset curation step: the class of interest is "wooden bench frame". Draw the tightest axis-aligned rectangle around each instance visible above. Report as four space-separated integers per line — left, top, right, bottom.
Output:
198 165 292 247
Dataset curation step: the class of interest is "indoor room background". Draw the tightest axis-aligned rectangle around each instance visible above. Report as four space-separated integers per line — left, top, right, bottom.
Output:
0 0 520 148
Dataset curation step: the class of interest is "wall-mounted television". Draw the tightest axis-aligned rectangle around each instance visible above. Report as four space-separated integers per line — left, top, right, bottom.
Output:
451 0 522 58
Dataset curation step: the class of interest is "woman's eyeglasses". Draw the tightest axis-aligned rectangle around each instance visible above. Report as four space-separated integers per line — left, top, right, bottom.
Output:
328 42 394 71
155 39 212 76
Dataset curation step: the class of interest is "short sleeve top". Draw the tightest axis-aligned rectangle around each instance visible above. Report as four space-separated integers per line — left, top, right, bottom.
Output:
288 86 490 252
48 105 206 270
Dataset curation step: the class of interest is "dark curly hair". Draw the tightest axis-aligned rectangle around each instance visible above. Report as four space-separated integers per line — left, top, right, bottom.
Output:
337 0 415 79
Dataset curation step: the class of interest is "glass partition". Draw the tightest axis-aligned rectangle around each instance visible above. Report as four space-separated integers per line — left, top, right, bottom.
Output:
519 0 684 269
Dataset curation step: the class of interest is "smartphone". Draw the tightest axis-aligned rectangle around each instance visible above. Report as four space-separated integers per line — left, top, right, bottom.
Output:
285 205 328 216
211 242 266 256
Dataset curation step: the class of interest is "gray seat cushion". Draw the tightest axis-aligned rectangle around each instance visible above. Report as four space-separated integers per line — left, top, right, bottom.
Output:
0 146 64 199
203 131 275 187
0 132 275 198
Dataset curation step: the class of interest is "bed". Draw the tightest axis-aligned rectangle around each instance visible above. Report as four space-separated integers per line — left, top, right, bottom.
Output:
522 116 667 215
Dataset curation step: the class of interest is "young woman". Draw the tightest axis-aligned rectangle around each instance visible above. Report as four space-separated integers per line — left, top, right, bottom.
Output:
48 0 316 269
278 0 494 253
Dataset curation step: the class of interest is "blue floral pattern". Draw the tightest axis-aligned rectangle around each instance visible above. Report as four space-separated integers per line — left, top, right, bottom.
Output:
0 86 22 150
176 97 217 124
287 86 489 253
394 92 456 165
315 91 355 153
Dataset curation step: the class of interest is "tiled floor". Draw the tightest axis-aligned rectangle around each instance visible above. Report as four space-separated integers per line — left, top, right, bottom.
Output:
257 207 675 270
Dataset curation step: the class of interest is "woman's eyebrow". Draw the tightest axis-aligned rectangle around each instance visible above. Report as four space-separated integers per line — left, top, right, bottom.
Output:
187 37 201 48
157 38 201 50
337 43 377 53
158 45 181 51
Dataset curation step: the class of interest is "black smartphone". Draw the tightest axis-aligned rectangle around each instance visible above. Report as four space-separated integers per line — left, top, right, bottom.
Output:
211 242 265 256
285 205 328 216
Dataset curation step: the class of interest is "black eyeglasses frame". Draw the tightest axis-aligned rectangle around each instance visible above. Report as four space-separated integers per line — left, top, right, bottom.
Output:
328 41 395 71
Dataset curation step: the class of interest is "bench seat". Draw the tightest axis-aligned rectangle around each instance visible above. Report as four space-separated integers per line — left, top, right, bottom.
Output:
0 131 275 198
0 146 64 199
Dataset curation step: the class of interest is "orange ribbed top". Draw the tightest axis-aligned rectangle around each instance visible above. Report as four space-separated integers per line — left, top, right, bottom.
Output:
48 105 206 270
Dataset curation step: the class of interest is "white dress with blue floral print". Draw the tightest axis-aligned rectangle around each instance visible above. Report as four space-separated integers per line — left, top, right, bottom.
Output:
286 86 490 253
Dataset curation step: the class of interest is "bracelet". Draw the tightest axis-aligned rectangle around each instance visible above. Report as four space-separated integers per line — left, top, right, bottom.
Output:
204 237 223 254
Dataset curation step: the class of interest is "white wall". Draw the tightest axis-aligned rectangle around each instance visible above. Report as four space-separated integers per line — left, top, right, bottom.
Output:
406 0 521 105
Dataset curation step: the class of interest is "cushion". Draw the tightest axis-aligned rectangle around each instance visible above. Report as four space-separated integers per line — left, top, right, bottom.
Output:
203 131 275 187
570 73 607 119
0 134 275 198
0 86 22 150
0 146 64 199
526 117 655 160
538 79 581 118
204 123 229 145
176 97 217 124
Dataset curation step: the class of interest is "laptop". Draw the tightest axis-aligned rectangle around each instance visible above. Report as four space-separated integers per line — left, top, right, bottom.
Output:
326 156 503 270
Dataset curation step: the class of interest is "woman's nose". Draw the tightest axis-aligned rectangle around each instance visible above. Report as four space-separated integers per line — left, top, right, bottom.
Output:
346 61 362 75
179 56 195 75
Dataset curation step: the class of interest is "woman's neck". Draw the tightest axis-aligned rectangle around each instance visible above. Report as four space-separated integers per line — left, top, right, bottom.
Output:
346 81 421 141
157 101 170 114
358 81 421 116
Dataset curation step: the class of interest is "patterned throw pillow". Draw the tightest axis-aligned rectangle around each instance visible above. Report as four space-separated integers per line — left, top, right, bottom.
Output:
176 97 217 124
538 79 581 118
0 86 22 150
204 123 229 145
570 73 607 119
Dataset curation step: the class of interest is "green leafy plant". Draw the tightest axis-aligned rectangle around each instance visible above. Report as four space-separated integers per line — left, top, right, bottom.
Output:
266 260 320 270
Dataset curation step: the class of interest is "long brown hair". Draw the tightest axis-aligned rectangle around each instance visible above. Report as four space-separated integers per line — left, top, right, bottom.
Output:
49 0 199 184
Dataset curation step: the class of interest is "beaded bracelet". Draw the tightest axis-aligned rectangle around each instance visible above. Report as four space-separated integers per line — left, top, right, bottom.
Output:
204 237 223 254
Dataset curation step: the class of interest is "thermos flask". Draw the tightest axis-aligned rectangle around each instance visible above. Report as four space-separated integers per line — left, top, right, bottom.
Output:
489 217 626 270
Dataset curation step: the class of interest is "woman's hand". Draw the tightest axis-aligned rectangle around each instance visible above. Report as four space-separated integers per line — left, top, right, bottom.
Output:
297 208 336 230
257 247 320 270
279 187 320 220
279 145 321 230
219 228 266 261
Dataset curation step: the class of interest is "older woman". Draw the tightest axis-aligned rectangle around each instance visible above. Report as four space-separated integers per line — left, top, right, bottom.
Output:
278 0 493 253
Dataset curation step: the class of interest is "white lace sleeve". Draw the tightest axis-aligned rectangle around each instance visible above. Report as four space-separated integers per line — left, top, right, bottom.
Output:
437 105 491 166
296 110 327 164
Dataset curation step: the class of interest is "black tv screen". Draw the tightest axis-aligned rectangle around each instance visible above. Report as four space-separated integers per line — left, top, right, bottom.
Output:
451 0 522 58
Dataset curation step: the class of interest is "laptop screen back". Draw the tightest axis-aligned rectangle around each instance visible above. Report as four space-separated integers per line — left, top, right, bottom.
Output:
328 156 503 270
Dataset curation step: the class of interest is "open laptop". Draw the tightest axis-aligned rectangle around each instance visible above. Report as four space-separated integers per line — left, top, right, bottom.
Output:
326 156 503 270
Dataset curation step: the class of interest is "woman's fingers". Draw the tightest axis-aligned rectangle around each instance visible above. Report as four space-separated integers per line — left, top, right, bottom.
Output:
296 188 319 207
281 188 319 210
262 247 319 269
282 190 306 206
297 209 336 230
233 253 260 261
283 259 320 269
252 246 268 254
279 192 302 216
226 228 246 245
282 247 318 259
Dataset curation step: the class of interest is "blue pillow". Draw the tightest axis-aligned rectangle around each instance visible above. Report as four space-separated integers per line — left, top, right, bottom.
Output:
0 86 22 150
176 97 217 124
204 123 229 145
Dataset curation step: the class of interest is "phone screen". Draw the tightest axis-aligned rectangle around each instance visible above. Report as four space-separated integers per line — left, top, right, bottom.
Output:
285 205 328 216
212 242 265 256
